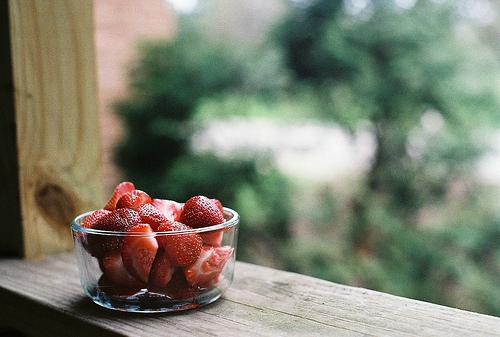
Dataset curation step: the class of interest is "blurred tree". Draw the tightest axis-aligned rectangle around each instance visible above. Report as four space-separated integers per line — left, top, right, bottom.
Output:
114 21 293 266
275 0 500 315
115 28 245 189
114 0 500 316
278 0 500 215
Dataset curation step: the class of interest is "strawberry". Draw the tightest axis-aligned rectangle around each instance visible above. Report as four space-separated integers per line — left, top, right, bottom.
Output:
152 198 183 221
200 229 225 246
137 203 169 231
91 208 141 232
78 209 112 256
157 221 203 266
163 269 199 301
116 189 152 211
81 209 111 228
179 195 225 229
213 198 224 214
183 246 234 287
85 209 140 257
87 233 124 258
199 274 225 289
104 181 135 211
101 252 144 288
121 223 158 284
148 248 175 289
98 274 142 297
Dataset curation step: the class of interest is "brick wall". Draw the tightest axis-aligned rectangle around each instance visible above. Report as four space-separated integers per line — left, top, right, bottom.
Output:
94 0 176 194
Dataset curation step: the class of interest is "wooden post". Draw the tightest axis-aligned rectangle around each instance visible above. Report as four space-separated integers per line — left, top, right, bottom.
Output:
0 0 105 258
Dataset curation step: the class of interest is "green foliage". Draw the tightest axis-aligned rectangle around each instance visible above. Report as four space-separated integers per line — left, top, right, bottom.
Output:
115 27 245 182
273 0 500 316
114 0 500 317
276 0 500 220
114 21 294 265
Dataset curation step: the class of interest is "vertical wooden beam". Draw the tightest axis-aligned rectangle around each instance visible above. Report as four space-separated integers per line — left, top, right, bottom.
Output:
1 0 105 258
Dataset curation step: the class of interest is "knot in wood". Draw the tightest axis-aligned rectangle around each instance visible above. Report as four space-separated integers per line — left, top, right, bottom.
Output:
35 183 76 226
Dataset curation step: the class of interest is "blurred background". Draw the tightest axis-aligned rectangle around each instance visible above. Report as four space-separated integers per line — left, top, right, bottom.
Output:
94 0 500 316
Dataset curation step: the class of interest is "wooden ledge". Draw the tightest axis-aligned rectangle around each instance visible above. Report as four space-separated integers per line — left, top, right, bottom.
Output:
0 253 499 336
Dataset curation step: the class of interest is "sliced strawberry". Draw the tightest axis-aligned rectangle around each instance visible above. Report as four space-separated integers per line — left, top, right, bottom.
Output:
98 274 142 297
179 195 225 229
148 248 176 289
157 221 203 266
78 209 112 256
81 209 111 228
183 246 234 287
137 203 169 231
101 252 144 288
163 269 199 301
200 229 224 246
91 208 141 232
152 198 183 221
101 237 124 253
121 223 158 284
87 233 125 258
104 181 135 211
116 189 153 211
212 198 224 214
199 273 225 289
85 208 140 258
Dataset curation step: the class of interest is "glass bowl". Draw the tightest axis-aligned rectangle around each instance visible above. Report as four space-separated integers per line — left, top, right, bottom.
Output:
71 207 239 313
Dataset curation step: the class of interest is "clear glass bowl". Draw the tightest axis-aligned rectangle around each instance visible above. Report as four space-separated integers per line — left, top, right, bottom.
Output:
71 207 239 313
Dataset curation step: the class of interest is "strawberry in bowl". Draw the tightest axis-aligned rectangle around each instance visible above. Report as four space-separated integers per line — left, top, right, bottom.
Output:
71 182 239 313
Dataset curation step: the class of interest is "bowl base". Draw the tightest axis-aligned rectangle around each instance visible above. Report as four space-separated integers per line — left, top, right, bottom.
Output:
88 284 227 313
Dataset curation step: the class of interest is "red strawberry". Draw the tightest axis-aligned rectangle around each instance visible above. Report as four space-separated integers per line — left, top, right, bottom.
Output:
98 274 142 297
87 233 124 258
121 223 158 284
183 246 233 287
137 203 169 231
179 195 225 229
213 198 224 214
81 209 111 228
200 229 225 246
157 221 203 266
152 198 183 221
116 189 152 211
163 269 199 301
92 208 141 232
78 209 112 256
104 181 135 211
199 274 225 289
85 209 140 257
101 252 143 288
148 248 175 289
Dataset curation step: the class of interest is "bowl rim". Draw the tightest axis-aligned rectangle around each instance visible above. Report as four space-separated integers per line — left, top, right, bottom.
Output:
71 207 239 236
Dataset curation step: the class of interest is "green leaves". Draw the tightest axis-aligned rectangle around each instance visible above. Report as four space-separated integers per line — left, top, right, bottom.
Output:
114 0 500 316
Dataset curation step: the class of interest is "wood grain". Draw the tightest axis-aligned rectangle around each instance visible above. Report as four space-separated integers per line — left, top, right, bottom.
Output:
5 0 105 258
0 254 498 336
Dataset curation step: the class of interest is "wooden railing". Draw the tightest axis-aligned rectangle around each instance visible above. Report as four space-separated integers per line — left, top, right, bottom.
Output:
0 252 499 336
1 2 499 336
